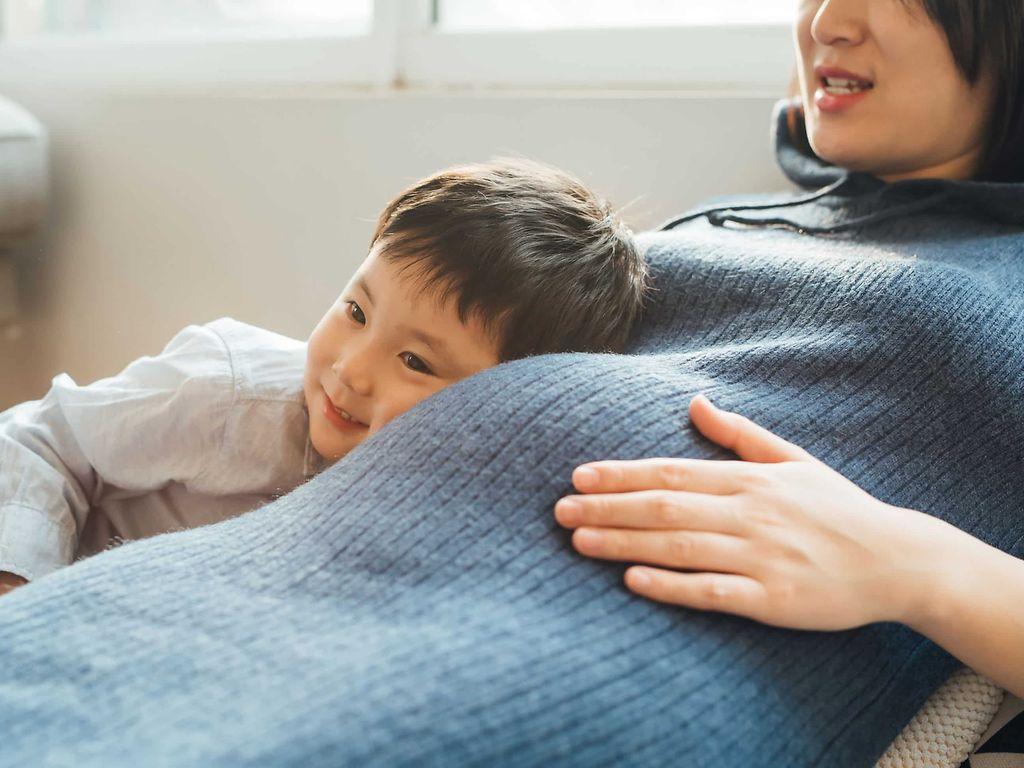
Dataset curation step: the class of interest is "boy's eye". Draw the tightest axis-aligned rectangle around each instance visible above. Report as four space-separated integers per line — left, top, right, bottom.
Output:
400 352 433 376
346 301 366 325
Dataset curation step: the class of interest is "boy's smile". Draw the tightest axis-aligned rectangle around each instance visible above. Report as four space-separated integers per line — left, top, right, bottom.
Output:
304 245 501 463
321 395 367 432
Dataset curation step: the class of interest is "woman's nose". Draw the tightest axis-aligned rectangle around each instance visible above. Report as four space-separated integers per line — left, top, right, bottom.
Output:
331 347 373 397
810 0 867 48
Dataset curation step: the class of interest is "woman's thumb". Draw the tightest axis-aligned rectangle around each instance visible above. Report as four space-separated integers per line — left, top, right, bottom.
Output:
688 394 811 464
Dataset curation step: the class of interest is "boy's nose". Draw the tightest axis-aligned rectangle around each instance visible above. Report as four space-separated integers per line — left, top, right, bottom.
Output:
331 350 373 397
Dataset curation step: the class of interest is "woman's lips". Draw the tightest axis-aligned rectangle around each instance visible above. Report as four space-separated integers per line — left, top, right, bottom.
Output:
321 389 367 433
814 65 873 114
814 85 871 114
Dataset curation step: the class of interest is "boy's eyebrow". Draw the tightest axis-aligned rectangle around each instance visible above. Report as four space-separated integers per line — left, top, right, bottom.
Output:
356 276 373 304
408 327 452 359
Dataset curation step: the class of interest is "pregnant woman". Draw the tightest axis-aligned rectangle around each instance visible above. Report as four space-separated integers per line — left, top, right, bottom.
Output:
559 0 1024 751
0 1 1021 767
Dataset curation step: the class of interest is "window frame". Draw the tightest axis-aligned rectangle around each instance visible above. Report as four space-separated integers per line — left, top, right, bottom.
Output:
0 0 794 92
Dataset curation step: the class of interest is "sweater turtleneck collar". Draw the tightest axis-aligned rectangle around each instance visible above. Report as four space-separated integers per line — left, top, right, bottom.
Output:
663 100 1024 233
773 99 1024 228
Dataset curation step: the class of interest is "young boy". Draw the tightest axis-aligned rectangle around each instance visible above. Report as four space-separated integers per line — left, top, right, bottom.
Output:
0 158 648 595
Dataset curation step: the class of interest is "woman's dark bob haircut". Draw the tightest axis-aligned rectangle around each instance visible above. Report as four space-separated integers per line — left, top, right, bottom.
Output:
916 0 1024 182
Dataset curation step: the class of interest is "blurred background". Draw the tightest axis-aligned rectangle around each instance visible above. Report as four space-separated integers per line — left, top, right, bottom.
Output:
0 0 796 409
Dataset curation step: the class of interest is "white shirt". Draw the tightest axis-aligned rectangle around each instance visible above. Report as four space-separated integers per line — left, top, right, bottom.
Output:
0 318 325 581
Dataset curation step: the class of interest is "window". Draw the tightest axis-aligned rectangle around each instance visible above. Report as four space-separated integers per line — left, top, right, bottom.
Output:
0 0 794 91
2 1 372 38
437 1 795 31
409 1 793 90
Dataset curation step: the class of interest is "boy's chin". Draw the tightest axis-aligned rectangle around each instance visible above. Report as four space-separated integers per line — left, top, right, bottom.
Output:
310 424 360 463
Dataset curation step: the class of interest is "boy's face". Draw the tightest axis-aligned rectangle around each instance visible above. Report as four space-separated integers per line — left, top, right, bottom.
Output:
304 244 501 462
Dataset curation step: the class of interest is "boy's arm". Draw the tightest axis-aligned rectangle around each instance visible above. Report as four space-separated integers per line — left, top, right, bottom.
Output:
0 394 102 581
0 323 235 584
0 572 26 595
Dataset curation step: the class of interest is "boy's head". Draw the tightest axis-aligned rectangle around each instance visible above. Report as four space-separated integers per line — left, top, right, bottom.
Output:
304 158 648 461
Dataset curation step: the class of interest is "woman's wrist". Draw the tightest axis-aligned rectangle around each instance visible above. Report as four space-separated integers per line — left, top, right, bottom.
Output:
887 516 1024 697
874 508 968 629
890 512 985 632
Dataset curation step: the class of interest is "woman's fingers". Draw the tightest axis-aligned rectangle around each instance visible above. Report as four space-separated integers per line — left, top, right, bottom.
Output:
570 526 751 573
688 394 812 464
624 566 767 619
555 490 743 535
570 397 816 497
572 456 755 496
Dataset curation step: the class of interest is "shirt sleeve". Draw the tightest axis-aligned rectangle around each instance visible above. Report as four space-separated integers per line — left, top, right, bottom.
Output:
0 321 236 581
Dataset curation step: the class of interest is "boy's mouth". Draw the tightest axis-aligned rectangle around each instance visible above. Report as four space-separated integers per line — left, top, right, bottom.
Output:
322 388 368 431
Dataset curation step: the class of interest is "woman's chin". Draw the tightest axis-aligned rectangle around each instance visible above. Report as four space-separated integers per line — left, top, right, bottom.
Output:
807 132 887 175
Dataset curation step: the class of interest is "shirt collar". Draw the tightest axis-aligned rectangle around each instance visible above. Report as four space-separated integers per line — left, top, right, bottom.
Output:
301 404 326 478
302 435 326 478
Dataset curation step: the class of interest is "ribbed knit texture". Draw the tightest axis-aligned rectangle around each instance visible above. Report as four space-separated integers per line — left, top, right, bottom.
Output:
0 103 1022 767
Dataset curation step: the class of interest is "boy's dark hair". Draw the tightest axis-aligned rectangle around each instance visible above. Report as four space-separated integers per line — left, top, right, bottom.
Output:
370 158 648 361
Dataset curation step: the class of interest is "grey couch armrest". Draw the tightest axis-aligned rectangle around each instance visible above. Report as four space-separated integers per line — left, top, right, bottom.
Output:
0 95 47 249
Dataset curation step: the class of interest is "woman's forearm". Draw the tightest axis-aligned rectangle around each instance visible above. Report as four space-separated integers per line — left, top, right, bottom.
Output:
903 520 1024 699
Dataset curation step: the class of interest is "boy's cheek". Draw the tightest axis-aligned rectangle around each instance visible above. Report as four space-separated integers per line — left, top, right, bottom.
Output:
307 321 342 373
369 386 445 435
376 398 419 432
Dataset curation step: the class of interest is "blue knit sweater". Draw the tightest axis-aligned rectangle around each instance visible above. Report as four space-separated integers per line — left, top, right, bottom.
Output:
0 102 1022 767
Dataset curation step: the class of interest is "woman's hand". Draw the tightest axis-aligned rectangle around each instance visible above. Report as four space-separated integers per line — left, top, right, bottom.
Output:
555 395 956 631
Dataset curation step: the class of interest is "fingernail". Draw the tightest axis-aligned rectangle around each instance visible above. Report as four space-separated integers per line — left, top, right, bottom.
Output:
573 466 599 488
574 529 602 550
555 498 582 526
628 568 652 588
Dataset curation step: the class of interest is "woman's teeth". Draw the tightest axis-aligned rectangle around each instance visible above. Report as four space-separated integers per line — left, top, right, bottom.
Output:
823 77 872 95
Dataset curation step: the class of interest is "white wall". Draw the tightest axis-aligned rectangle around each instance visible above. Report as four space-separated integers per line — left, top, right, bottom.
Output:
0 85 788 408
